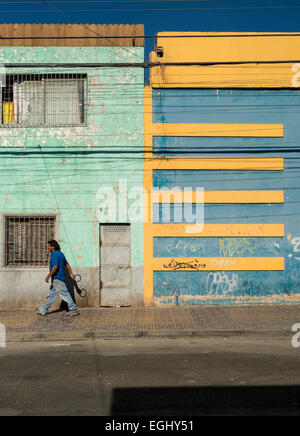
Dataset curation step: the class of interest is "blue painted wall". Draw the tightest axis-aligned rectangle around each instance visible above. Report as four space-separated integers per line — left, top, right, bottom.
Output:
152 89 300 305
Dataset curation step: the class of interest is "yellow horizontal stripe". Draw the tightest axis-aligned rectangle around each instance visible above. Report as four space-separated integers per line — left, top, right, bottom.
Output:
150 157 284 171
150 32 300 87
153 257 284 271
150 32 300 88
154 32 300 63
150 123 283 137
152 190 284 204
151 223 284 237
150 64 298 89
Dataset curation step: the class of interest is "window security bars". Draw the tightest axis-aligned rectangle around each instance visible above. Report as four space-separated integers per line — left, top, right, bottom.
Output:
5 216 56 267
1 74 87 127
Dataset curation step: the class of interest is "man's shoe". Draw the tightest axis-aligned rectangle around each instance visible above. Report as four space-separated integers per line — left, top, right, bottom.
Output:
36 310 46 316
69 310 80 317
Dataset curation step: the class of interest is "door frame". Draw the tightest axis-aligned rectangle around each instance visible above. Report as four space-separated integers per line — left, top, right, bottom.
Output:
99 222 131 307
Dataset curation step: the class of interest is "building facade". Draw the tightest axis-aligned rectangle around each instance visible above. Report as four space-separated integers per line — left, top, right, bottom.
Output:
0 24 145 309
2 28 300 309
145 32 300 306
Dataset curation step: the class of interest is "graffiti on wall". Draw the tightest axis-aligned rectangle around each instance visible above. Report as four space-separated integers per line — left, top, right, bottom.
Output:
219 238 280 257
165 239 205 256
163 258 206 271
206 271 239 296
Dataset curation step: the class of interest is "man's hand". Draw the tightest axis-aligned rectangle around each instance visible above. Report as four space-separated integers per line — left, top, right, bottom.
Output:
66 264 75 280
45 266 58 283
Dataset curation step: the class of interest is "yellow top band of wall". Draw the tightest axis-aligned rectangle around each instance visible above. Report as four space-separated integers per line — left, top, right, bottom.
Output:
150 32 300 87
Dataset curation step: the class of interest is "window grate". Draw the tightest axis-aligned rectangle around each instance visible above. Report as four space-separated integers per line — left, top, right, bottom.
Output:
1 73 87 127
5 216 56 267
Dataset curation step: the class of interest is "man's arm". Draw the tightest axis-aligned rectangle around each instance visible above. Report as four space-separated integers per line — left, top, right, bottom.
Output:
45 266 58 283
66 263 75 280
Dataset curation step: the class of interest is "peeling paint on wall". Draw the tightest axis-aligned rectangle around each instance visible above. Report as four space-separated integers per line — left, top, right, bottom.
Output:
0 46 144 308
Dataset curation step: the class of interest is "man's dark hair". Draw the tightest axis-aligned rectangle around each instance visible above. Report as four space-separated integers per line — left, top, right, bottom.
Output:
48 240 61 251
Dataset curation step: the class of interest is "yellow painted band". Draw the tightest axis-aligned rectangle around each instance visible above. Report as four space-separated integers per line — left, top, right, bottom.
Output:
153 32 300 63
150 32 300 87
151 123 283 137
150 64 298 88
152 190 284 204
151 224 284 237
150 157 284 170
153 257 284 271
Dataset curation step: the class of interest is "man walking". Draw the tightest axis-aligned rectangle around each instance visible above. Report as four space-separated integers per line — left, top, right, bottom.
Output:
37 240 80 316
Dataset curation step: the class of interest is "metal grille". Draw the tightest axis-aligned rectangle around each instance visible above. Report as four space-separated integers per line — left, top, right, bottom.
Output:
1 73 87 127
5 216 56 267
104 225 130 233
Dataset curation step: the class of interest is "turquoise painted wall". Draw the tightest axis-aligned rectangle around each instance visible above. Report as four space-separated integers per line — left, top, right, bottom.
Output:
151 88 300 305
0 47 144 271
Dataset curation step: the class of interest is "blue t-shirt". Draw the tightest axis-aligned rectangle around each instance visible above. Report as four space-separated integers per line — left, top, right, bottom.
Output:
50 250 68 282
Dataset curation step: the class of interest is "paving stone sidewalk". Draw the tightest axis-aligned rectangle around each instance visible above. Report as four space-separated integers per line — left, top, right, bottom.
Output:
1 304 300 342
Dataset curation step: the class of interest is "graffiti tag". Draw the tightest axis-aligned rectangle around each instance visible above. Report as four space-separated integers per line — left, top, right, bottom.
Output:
163 258 206 271
206 272 239 296
219 238 279 257
166 240 204 256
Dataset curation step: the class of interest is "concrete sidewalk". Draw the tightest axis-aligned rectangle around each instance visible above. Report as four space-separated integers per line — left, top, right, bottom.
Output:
1 304 300 342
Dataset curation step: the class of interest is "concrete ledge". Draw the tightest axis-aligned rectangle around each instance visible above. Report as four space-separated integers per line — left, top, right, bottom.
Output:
5 329 293 343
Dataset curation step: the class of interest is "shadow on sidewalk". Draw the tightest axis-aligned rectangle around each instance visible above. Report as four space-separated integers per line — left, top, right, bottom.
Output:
60 270 86 312
111 385 300 416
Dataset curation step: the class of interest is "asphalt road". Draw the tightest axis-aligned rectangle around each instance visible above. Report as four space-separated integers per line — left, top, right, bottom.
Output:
0 336 300 416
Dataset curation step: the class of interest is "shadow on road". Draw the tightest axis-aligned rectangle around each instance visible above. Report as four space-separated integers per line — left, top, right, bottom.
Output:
111 386 300 416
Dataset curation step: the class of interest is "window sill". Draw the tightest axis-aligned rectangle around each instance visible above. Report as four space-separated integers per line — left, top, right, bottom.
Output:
0 123 87 128
0 267 49 271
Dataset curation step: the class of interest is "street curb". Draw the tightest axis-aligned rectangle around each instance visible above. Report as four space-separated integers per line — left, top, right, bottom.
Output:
5 329 293 342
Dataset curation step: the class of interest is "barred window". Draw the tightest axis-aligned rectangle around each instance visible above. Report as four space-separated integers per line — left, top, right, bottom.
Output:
5 216 56 267
1 74 87 127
